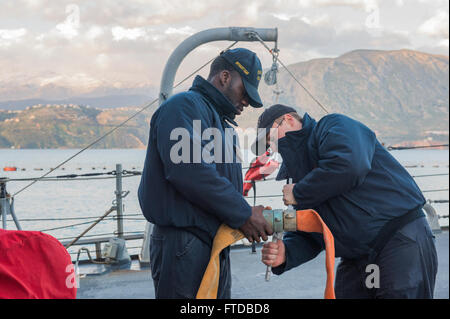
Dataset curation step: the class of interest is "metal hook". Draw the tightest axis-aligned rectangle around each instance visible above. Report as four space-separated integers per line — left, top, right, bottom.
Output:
264 61 279 86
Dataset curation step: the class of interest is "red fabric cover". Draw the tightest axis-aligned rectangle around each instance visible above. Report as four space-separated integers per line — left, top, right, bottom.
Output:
243 151 279 196
0 229 77 299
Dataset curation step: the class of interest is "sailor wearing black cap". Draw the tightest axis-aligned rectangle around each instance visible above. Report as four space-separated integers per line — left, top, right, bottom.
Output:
138 48 272 299
258 104 437 299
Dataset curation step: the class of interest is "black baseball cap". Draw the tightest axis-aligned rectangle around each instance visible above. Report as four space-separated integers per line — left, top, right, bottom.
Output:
221 48 263 108
251 104 298 155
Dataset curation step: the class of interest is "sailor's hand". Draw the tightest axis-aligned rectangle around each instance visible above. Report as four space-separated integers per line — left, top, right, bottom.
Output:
282 184 297 206
240 205 273 243
262 239 286 268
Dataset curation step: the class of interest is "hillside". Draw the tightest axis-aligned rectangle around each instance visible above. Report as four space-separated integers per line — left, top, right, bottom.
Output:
239 49 449 146
0 49 448 149
0 104 152 149
0 94 154 111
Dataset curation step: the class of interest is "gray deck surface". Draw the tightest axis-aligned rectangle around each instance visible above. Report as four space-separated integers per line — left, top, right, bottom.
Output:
77 231 449 299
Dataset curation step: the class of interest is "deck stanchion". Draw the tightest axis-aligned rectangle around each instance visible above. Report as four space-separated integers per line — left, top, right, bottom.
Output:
115 164 124 239
0 179 21 230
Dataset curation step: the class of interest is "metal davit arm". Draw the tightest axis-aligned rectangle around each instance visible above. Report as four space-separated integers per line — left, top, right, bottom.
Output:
159 27 278 105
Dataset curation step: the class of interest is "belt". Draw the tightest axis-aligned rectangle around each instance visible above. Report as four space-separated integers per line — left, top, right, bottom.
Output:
368 206 425 261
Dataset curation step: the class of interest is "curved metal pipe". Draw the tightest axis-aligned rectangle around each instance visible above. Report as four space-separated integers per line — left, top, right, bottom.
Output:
159 27 278 105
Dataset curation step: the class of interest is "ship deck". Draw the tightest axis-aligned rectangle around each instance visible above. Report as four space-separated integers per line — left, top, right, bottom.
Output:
76 230 448 299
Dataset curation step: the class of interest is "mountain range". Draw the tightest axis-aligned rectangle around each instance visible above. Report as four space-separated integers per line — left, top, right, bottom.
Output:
0 49 448 149
239 49 449 146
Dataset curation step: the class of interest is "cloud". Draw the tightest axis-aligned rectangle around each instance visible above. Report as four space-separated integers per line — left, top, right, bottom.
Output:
276 17 411 61
318 0 376 10
0 28 28 47
266 0 377 11
39 72 103 88
86 26 105 40
272 13 295 21
165 26 196 36
111 26 148 41
438 39 449 48
79 0 212 28
96 53 110 69
0 0 447 101
418 10 449 38
0 28 27 40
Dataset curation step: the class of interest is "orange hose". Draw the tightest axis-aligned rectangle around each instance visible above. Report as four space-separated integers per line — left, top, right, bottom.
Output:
296 209 336 299
196 209 336 299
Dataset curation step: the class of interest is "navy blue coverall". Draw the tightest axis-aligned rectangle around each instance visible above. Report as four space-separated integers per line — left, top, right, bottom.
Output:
272 113 438 298
138 76 251 298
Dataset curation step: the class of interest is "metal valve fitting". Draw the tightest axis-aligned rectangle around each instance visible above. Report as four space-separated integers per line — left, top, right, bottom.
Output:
262 208 297 232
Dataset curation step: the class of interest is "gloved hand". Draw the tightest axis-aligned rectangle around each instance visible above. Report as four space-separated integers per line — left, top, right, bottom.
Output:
239 205 273 243
261 238 286 268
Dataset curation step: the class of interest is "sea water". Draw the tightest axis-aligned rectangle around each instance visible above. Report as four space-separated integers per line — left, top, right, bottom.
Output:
0 148 448 258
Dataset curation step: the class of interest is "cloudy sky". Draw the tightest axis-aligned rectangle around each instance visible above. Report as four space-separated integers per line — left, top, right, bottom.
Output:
0 0 448 101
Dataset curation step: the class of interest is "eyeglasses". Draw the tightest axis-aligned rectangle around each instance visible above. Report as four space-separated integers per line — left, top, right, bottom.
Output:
265 118 285 149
